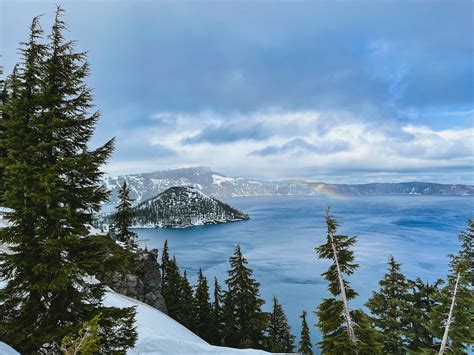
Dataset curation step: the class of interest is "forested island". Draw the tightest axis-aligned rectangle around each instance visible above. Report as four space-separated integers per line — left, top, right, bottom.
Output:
125 185 248 228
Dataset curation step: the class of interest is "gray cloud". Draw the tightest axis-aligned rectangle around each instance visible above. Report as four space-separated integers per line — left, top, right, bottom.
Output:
182 123 271 144
250 138 350 157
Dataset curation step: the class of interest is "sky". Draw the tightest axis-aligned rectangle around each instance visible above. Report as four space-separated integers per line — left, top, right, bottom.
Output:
1 0 473 183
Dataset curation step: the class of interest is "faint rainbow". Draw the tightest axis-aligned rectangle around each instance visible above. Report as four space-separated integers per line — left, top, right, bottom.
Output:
287 179 350 200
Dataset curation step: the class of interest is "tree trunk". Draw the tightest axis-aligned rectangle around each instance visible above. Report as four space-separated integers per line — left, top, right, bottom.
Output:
328 220 357 344
438 270 461 355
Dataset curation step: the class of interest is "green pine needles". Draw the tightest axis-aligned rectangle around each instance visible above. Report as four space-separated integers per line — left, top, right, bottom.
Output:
315 208 383 354
429 220 474 354
366 256 412 353
299 310 313 355
0 7 136 353
266 296 295 353
113 181 138 247
223 244 268 349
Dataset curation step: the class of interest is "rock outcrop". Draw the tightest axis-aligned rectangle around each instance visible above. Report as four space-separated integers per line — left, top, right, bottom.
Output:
104 248 167 313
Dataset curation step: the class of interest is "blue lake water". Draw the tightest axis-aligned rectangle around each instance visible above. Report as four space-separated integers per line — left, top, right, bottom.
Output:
132 195 473 351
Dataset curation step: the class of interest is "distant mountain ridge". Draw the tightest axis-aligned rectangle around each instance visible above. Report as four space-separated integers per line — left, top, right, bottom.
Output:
103 166 474 204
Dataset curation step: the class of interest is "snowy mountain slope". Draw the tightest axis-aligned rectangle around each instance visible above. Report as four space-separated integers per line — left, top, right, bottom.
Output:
0 278 267 354
109 186 249 228
104 291 268 354
103 167 474 204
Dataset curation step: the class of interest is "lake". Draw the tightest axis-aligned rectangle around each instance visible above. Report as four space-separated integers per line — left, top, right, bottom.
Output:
132 195 473 352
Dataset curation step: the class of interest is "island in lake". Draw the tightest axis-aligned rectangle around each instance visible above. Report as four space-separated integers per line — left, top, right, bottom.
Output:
114 186 249 228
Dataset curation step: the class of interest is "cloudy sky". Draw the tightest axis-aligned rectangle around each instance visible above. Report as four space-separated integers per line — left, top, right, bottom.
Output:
2 0 473 183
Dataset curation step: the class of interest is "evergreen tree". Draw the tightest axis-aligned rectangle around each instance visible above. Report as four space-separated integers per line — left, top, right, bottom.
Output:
298 310 313 355
223 244 267 349
0 9 136 352
210 277 224 345
429 220 474 354
178 269 196 331
162 256 182 320
61 314 102 354
366 255 411 353
315 208 383 354
194 269 213 342
0 65 13 202
161 239 170 290
406 278 443 352
113 181 137 246
266 296 295 353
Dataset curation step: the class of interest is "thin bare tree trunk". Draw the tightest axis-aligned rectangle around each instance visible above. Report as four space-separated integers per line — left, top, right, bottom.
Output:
327 210 357 344
438 270 461 355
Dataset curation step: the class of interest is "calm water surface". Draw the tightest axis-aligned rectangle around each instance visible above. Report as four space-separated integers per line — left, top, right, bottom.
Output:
132 195 473 351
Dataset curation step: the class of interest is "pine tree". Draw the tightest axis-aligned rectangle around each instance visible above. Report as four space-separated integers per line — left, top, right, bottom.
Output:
210 277 224 345
162 256 182 320
161 239 170 290
429 220 474 354
315 208 383 354
405 277 442 352
113 181 137 247
266 296 295 353
223 244 268 349
178 269 196 331
299 310 313 355
0 9 136 352
61 314 102 354
194 269 213 342
0 65 12 202
366 255 411 353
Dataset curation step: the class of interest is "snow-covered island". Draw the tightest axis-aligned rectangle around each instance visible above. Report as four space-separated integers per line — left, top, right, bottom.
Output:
102 186 250 229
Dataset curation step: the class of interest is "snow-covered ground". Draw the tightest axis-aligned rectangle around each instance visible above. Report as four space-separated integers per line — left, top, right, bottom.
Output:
105 291 268 354
0 342 19 355
0 277 268 354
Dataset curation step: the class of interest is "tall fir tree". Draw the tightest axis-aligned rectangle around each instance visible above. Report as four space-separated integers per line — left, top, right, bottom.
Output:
194 269 214 342
315 208 383 354
113 181 137 246
298 310 313 355
161 239 170 290
162 256 182 320
178 269 196 331
0 8 136 352
210 277 224 345
366 255 411 353
429 220 474 354
0 65 20 204
266 296 295 353
223 244 268 349
405 277 443 352
0 65 10 201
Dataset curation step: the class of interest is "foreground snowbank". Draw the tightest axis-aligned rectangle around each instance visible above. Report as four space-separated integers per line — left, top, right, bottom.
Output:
0 278 267 354
104 290 268 354
0 342 19 355
0 236 267 354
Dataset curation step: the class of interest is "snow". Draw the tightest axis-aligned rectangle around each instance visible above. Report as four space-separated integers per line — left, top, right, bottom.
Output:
0 245 267 355
105 290 269 354
212 174 236 186
0 342 19 355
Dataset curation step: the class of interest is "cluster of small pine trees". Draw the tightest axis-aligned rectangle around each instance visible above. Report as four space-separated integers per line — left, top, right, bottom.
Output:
0 7 137 353
159 240 317 353
316 208 473 354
